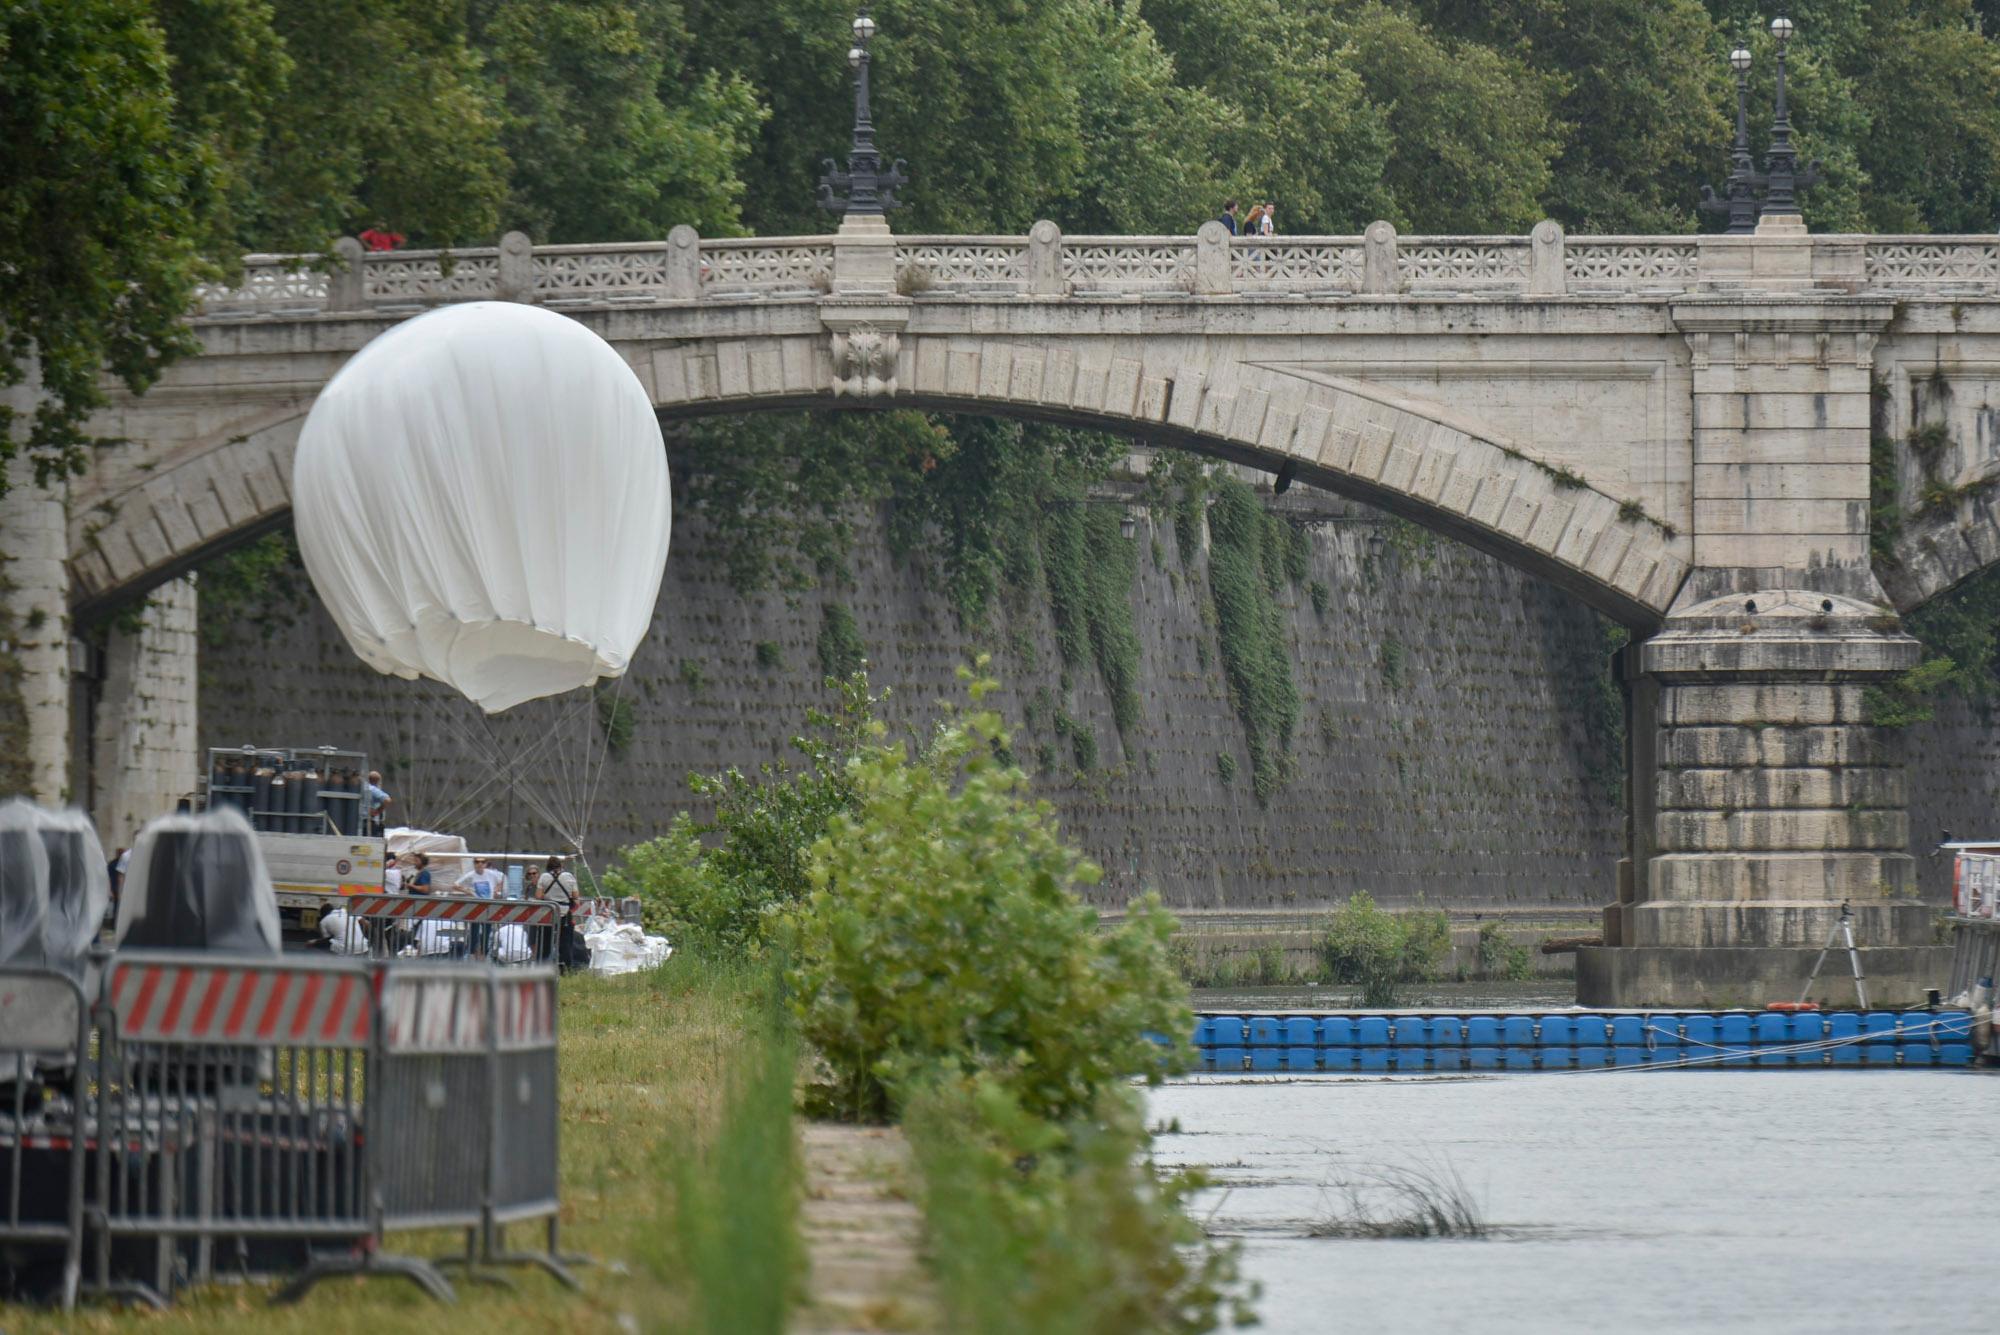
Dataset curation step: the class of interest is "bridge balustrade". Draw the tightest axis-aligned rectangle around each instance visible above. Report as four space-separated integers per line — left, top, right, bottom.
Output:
188 224 2000 319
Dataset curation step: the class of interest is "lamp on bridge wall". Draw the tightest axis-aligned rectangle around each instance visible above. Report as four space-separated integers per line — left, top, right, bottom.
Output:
1698 15 1825 235
1758 14 1823 226
818 7 909 216
1700 45 1762 234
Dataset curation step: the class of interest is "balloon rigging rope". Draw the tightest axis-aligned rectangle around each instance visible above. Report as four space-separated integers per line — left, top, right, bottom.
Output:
410 688 594 844
368 664 629 862
578 671 628 859
428 700 586 837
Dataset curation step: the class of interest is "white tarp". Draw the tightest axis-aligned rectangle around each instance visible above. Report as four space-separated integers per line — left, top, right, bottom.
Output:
583 919 672 976
293 301 672 713
385 826 473 889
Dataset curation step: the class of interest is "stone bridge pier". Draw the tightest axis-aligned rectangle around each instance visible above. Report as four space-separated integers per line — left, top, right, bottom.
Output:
1583 291 1936 1007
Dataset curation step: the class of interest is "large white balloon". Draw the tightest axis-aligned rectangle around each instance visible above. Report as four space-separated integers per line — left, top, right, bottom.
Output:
294 302 671 711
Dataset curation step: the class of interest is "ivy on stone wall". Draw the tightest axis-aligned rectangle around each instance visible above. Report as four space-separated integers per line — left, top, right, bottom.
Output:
194 530 312 649
1039 502 1142 738
817 603 866 681
1202 477 1303 805
1866 410 2000 725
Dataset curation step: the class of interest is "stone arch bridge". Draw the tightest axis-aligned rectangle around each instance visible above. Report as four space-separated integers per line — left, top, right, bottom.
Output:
6 213 2000 1004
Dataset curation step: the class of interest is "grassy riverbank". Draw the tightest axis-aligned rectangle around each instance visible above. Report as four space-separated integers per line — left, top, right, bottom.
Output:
5 962 791 1335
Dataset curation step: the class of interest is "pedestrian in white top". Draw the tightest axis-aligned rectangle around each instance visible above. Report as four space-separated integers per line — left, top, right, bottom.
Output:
456 857 504 958
384 857 404 894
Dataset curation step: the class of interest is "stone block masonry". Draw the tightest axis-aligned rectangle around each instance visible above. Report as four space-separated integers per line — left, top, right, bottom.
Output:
86 577 200 850
198 493 1628 917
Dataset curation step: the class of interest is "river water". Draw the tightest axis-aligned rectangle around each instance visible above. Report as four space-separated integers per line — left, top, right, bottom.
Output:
1149 1070 1997 1334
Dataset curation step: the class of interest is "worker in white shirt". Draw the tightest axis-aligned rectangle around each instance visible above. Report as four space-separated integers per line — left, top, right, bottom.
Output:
455 857 505 958
318 901 369 956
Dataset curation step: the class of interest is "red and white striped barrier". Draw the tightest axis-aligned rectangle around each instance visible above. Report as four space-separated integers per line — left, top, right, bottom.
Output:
348 893 556 927
380 968 489 1053
106 956 371 1048
495 976 556 1050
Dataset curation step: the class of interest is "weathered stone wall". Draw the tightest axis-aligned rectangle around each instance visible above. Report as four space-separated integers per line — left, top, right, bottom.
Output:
1909 695 2000 899
199 484 1635 913
88 577 201 850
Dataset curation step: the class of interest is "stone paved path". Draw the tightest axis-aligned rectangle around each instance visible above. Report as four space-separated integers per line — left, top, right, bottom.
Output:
793 1122 935 1333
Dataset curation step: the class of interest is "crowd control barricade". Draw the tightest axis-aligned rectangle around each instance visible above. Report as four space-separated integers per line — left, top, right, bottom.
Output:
0 968 91 1309
85 951 450 1307
483 969 572 1283
371 963 576 1288
346 894 556 965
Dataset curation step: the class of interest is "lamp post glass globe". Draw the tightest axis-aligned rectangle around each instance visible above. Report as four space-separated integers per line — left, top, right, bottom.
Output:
1730 47 1752 72
1770 15 1794 42
848 45 864 68
853 13 875 42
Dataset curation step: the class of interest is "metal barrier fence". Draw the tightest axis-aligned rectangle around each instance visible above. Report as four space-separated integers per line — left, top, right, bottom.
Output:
343 893 557 965
0 951 574 1310
84 952 448 1306
0 968 90 1309
365 963 574 1289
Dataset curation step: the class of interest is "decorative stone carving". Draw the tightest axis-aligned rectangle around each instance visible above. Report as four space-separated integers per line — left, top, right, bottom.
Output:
831 326 899 398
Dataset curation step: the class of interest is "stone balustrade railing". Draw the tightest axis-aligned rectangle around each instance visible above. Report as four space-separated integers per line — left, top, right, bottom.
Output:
189 222 2000 318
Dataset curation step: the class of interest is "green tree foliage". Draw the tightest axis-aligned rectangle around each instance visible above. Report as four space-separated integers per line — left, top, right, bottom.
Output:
1341 5 1563 232
193 530 313 648
471 0 764 241
0 1 203 491
780 668 1190 1123
602 673 878 955
1318 891 1451 1006
1413 0 1728 231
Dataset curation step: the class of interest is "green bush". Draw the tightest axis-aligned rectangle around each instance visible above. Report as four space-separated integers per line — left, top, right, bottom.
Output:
1318 892 1449 1006
1475 921 1533 981
603 673 878 957
905 1073 1254 1335
781 667 1192 1123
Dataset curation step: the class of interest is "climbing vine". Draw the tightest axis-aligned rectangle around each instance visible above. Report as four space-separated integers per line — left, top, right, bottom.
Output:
193 530 313 649
1866 405 2000 724
816 603 866 681
1202 476 1302 805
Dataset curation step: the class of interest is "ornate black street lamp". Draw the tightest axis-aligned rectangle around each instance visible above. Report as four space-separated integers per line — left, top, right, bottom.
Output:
818 8 908 215
1759 14 1822 217
1699 45 1762 234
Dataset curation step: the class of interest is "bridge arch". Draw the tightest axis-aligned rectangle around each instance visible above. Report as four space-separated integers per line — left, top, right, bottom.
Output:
643 331 1689 625
71 325 1691 626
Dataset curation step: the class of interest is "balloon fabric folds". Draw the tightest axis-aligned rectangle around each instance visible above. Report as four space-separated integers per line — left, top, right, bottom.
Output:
294 302 672 712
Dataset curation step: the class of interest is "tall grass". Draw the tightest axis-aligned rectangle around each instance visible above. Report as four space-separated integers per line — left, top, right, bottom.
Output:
638 966 800 1335
1306 1162 1487 1239
904 1075 1255 1335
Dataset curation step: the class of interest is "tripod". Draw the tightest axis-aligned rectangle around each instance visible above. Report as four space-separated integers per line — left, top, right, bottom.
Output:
1800 900 1868 1009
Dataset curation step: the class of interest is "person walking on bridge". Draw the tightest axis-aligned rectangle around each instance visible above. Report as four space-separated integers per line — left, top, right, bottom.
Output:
1218 199 1240 234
